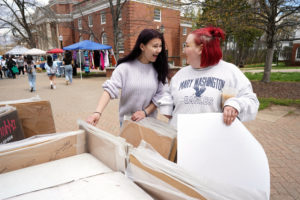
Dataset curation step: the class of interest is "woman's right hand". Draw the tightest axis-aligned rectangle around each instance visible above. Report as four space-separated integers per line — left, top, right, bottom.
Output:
86 113 101 126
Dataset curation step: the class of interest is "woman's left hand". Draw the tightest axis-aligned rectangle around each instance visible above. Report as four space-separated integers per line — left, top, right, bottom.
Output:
223 106 238 125
131 110 146 121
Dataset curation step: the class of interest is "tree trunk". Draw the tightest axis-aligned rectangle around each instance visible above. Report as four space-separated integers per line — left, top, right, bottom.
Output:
262 47 274 83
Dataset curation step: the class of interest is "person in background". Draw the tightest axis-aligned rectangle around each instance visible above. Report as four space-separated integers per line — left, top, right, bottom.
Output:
25 55 36 92
0 59 2 79
158 26 259 129
44 55 58 89
6 56 16 79
86 29 169 126
16 56 25 75
63 51 73 85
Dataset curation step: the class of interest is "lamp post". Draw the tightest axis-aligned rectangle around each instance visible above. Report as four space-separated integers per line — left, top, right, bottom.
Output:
159 24 168 59
59 35 63 49
159 24 165 34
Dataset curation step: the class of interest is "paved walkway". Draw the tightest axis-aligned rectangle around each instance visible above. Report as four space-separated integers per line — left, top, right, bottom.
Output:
0 73 299 200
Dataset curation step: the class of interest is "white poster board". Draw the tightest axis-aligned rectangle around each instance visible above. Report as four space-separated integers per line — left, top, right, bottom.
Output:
178 113 270 200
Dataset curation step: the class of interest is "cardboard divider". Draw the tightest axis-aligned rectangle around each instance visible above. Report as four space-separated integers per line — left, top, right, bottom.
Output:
129 155 206 200
0 130 86 174
78 119 130 172
120 117 177 161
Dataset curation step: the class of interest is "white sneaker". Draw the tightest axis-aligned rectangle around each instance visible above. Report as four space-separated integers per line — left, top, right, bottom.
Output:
53 85 56 89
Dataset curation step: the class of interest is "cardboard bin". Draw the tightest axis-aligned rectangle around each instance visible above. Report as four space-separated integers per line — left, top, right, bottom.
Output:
0 98 56 138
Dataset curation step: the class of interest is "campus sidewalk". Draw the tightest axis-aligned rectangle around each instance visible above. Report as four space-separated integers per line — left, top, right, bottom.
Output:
0 73 299 200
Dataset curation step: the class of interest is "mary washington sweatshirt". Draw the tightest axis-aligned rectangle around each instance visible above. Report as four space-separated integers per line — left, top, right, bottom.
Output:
102 59 164 122
158 60 259 129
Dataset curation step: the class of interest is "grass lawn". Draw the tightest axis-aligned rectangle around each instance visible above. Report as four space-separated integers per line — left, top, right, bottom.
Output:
258 98 300 110
244 72 300 82
244 62 300 69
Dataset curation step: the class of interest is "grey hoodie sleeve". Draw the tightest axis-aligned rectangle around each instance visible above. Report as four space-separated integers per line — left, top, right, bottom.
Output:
102 66 123 99
157 82 174 116
151 82 166 107
224 71 259 122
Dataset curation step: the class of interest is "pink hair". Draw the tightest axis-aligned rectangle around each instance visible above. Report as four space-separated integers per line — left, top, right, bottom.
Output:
191 27 225 67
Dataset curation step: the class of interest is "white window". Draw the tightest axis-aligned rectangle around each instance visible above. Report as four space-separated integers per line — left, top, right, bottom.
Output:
183 27 187 35
78 19 82 29
90 34 94 41
118 32 124 53
88 15 93 27
79 36 83 41
102 32 107 45
154 8 161 22
296 47 300 60
182 58 186 66
101 12 106 24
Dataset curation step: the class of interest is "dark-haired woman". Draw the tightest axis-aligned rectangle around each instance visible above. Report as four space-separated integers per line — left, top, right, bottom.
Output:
86 29 169 126
63 51 73 85
159 27 259 128
45 55 58 89
25 55 36 92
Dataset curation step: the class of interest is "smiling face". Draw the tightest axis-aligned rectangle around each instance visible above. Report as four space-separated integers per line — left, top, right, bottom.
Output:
138 38 162 64
184 34 202 68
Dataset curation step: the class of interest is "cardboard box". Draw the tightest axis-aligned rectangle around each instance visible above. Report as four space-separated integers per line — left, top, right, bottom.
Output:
0 153 153 199
0 99 56 138
0 121 152 199
0 106 24 144
120 116 177 161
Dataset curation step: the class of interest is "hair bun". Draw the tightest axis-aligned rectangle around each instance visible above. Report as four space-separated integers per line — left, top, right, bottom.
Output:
209 27 225 40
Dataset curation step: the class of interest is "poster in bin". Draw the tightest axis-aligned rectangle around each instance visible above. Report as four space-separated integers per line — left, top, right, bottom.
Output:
0 106 25 144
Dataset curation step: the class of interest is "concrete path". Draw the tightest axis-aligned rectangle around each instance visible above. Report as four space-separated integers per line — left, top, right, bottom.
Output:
0 73 299 199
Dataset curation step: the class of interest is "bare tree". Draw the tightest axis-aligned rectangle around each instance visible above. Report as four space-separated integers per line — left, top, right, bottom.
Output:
250 0 300 82
0 0 48 47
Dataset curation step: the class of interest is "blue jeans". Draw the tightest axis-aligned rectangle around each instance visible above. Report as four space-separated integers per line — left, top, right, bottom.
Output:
65 65 73 83
28 72 36 90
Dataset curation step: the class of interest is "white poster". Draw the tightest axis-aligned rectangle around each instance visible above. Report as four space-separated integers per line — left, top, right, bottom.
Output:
178 113 270 200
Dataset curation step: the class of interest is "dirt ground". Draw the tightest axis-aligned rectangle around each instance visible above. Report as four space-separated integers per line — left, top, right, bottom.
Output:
251 81 300 100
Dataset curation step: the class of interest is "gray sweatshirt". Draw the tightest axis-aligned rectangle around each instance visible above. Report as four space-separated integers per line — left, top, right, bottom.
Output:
159 60 259 129
103 59 164 122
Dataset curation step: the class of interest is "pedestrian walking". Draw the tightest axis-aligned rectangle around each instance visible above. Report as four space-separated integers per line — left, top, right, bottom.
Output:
6 56 16 79
16 56 25 75
86 29 169 126
63 51 73 85
25 55 36 92
45 55 58 89
158 26 259 128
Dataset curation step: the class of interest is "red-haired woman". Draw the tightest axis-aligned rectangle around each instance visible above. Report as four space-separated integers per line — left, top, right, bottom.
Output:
159 27 259 128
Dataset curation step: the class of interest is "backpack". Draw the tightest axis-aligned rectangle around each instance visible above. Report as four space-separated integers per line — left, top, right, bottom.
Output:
27 65 33 74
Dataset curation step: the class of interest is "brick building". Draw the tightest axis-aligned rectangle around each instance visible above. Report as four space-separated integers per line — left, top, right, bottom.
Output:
33 0 192 67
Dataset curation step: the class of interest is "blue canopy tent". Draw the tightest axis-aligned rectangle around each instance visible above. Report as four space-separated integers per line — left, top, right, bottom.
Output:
63 40 112 79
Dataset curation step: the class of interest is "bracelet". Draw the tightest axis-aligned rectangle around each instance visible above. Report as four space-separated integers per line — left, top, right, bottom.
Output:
93 112 102 116
142 109 148 117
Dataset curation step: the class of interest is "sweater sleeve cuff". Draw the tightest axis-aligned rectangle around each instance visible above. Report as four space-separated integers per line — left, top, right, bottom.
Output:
159 105 173 116
224 100 241 114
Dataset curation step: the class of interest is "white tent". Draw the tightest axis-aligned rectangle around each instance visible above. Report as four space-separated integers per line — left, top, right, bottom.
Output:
25 48 46 55
5 46 29 55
